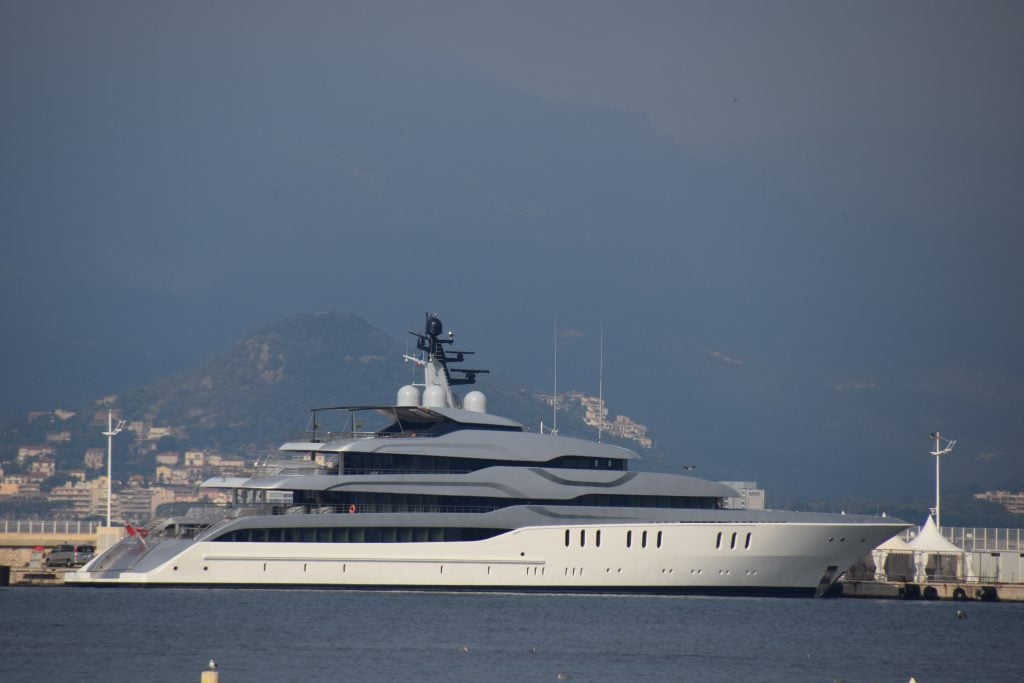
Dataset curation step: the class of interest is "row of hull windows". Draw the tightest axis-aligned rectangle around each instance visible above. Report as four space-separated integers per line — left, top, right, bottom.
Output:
563 529 664 549
716 531 753 550
293 491 721 511
214 527 509 543
337 452 626 473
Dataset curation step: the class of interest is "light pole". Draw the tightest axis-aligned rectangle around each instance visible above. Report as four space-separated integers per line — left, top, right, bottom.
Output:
929 431 956 529
103 410 126 527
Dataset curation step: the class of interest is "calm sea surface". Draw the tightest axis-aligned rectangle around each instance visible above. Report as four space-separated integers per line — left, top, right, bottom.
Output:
1 587 1020 682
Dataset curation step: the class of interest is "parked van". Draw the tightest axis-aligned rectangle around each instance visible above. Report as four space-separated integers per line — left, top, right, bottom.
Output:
46 543 95 567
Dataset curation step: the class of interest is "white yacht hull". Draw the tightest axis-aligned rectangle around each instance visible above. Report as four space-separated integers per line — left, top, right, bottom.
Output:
69 520 903 594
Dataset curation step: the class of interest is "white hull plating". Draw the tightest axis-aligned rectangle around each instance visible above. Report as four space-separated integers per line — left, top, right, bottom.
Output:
69 520 903 593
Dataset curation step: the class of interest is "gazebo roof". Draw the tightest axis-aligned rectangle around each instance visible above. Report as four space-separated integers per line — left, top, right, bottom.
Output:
875 533 911 552
905 514 963 553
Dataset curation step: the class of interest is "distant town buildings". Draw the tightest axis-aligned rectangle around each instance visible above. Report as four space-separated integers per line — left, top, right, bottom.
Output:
0 405 256 524
537 392 652 448
975 490 1024 515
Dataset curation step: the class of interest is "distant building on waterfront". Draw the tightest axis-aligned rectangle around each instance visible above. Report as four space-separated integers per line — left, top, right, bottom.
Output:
975 490 1024 515
719 481 766 510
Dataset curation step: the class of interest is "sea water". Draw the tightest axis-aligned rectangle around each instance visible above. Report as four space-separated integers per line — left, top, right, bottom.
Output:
1 588 1020 682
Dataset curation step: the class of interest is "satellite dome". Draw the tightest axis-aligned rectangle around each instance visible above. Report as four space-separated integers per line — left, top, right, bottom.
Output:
423 385 446 408
463 391 487 413
397 385 420 407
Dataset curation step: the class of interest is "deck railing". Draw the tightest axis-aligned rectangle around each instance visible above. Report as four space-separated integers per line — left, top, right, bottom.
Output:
289 430 441 443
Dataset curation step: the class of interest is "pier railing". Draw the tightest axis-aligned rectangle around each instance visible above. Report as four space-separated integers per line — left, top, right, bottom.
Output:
0 520 101 535
901 526 1024 552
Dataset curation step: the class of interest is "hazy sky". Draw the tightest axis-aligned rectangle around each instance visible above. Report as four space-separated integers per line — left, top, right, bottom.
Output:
385 1 1023 143
1 1 1022 495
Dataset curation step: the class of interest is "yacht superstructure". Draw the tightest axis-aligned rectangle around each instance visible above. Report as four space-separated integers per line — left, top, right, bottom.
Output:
69 314 908 595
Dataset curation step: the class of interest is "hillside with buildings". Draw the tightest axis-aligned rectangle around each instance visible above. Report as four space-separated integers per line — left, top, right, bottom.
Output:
0 311 648 523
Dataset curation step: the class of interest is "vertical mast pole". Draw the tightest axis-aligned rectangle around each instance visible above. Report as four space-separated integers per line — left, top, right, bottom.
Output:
552 319 558 434
102 409 125 528
935 431 941 528
598 319 604 443
106 410 113 527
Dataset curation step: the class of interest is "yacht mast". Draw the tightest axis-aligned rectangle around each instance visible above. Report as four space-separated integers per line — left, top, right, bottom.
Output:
598 319 604 443
553 319 558 434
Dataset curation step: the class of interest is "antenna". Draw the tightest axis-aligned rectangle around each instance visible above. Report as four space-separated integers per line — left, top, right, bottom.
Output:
102 409 126 528
598 318 604 443
552 319 558 435
929 431 956 528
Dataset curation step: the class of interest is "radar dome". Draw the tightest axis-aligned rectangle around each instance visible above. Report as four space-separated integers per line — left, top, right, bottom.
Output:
426 315 443 337
463 391 487 413
397 385 420 407
423 384 446 408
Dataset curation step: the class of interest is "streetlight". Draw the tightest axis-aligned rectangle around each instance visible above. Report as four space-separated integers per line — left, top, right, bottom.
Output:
103 410 126 527
929 431 956 528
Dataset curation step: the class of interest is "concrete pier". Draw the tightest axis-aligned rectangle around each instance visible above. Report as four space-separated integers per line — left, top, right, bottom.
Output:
838 579 1021 601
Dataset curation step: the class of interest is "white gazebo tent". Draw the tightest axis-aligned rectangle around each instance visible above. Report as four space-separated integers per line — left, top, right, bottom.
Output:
905 514 968 583
871 533 912 582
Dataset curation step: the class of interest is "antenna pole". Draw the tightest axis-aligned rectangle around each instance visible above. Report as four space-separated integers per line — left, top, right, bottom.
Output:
102 409 126 528
598 319 604 443
930 431 956 528
935 431 941 527
552 319 558 434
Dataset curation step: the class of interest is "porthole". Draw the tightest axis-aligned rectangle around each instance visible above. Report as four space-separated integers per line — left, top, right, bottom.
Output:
626 530 632 548
744 532 752 549
730 532 737 549
641 531 648 548
580 529 586 547
715 532 722 549
596 530 602 548
565 529 570 547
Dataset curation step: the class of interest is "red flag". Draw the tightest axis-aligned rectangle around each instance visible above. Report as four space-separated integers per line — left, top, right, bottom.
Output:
125 523 136 536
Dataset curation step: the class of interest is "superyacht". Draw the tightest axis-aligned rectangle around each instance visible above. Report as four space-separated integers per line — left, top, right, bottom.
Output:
69 314 908 595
